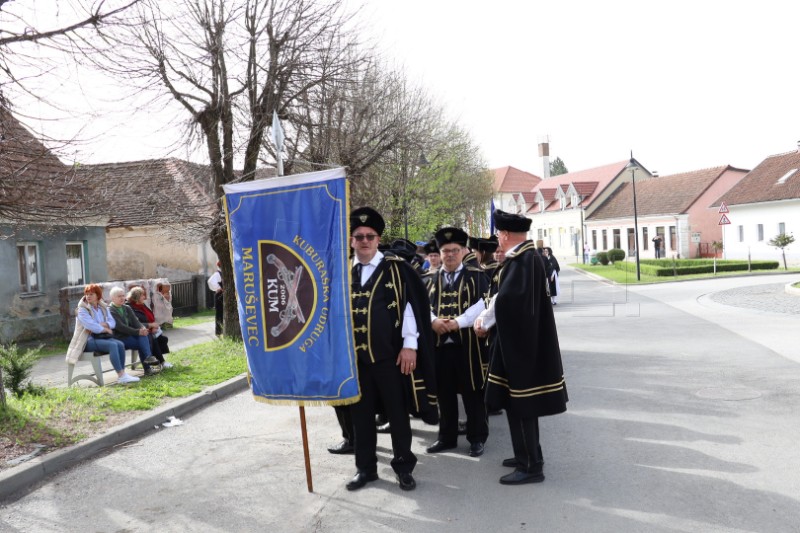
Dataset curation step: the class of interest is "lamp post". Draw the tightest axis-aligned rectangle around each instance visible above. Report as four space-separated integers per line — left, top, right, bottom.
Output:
625 157 641 280
403 151 430 240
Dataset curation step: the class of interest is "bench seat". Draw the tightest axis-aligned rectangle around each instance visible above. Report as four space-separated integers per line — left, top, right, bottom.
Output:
67 349 140 387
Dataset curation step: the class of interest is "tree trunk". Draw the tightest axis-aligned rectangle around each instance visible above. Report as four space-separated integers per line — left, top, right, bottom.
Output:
210 216 241 340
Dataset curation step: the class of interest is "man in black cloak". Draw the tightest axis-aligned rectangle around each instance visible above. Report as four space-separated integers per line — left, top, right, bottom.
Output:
475 209 568 485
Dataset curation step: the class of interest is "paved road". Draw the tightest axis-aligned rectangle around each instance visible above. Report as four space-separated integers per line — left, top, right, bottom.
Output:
2 269 799 532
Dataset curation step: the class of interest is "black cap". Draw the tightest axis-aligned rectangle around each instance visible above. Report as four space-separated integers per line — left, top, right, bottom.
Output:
478 236 498 255
390 238 418 262
434 227 469 248
350 206 385 236
423 239 439 255
493 209 531 232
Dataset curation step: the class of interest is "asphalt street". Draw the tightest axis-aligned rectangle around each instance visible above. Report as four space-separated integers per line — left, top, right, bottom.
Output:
1 268 799 532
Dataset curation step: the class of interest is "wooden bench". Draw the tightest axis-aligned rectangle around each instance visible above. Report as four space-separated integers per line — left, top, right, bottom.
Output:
67 349 140 387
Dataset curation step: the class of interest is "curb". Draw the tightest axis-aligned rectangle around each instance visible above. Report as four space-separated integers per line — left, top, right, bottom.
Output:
0 373 249 503
785 281 800 296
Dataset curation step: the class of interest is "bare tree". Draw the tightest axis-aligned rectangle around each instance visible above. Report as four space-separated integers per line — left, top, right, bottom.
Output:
93 0 363 338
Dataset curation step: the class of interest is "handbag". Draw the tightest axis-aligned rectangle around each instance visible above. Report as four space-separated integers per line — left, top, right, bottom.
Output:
91 332 113 340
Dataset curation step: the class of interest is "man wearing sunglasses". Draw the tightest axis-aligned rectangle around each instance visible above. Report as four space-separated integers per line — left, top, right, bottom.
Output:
343 207 437 492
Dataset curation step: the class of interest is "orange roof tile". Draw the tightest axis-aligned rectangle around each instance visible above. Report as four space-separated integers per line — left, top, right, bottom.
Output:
493 166 542 193
715 149 800 206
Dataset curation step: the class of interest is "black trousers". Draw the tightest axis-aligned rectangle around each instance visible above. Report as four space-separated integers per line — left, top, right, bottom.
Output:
435 343 488 445
506 410 543 473
214 292 224 335
333 405 354 445
351 358 416 475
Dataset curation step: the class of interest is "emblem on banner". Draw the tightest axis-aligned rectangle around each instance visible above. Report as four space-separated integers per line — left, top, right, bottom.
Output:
261 241 317 350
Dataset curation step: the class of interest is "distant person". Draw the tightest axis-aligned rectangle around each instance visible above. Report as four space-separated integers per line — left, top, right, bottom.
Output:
127 286 173 369
543 247 561 306
72 284 139 384
152 282 174 328
109 287 160 376
208 261 224 335
652 235 663 259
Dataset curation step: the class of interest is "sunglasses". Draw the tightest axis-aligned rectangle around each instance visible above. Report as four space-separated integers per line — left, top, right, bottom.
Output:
353 233 378 242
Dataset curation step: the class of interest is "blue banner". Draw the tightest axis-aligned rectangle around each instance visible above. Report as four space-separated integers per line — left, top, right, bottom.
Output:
222 168 358 406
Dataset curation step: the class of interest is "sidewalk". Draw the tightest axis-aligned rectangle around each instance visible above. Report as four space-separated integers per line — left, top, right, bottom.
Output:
1 319 249 502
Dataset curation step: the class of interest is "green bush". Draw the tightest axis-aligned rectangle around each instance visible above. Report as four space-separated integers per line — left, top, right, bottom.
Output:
608 248 626 263
613 259 779 276
0 343 44 399
596 251 609 265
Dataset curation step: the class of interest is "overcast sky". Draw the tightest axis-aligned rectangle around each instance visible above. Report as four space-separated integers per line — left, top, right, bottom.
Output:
20 0 800 178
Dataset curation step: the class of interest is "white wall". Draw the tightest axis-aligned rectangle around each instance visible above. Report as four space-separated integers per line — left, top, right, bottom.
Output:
723 200 800 266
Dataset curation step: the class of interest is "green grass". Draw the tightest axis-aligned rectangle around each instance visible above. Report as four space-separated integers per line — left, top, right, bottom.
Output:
573 263 800 284
172 309 215 327
0 338 246 451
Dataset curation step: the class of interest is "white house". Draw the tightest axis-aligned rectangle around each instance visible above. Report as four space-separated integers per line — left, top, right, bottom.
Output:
715 145 800 266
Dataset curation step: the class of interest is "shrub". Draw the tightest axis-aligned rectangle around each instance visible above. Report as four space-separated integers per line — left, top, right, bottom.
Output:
0 343 44 399
608 248 626 263
596 251 609 265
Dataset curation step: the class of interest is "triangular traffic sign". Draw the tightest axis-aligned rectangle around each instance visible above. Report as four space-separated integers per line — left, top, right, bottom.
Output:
718 214 731 225
718 201 729 214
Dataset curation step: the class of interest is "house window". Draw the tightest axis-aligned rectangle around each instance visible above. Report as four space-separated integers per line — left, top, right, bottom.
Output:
642 227 649 250
17 243 41 293
670 226 677 250
572 194 579 208
626 228 635 255
66 242 86 286
592 230 597 250
757 224 764 241
613 229 621 249
559 197 566 210
602 230 608 250
778 222 786 235
738 225 744 242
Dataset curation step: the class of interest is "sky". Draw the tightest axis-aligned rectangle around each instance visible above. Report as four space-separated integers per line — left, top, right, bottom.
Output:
16 0 800 178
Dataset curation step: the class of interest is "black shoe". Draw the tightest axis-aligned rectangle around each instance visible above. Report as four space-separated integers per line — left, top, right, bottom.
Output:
502 457 519 468
499 469 545 485
397 472 416 491
346 471 378 491
327 440 355 455
468 442 485 457
143 367 155 376
457 420 467 435
426 440 457 454
376 422 391 433
143 356 159 364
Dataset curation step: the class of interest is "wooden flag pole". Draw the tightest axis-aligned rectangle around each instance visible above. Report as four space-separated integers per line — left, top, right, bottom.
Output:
299 406 313 492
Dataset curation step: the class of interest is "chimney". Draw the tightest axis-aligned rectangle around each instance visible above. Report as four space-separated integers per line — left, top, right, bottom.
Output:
538 135 550 179
797 140 800 152
653 171 659 178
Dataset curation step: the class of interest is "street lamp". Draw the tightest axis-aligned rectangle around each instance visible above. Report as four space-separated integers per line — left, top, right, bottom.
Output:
625 156 641 280
404 151 430 240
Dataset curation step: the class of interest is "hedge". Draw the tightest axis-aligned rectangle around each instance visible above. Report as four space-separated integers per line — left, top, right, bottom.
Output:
613 259 779 276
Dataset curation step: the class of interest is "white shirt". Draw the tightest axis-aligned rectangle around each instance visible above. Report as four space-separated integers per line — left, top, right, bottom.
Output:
353 251 419 350
476 242 525 331
207 270 222 292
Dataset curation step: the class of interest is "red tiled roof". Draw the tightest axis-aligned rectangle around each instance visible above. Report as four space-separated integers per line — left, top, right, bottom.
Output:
715 149 800 206
590 165 735 220
531 160 629 208
493 166 542 193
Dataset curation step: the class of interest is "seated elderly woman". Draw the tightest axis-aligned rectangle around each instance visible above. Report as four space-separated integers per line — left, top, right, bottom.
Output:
127 286 173 369
108 287 160 376
152 281 174 327
75 284 140 384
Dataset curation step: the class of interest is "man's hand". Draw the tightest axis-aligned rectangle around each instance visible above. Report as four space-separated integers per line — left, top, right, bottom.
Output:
396 348 417 375
473 317 489 338
431 318 449 335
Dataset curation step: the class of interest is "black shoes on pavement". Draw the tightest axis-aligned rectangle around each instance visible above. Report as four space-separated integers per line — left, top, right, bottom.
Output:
499 469 545 485
426 440 457 454
397 473 416 491
346 471 378 491
468 442 485 457
327 440 355 454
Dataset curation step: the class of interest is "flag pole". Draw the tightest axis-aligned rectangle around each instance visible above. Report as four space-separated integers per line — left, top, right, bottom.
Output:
299 406 313 492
